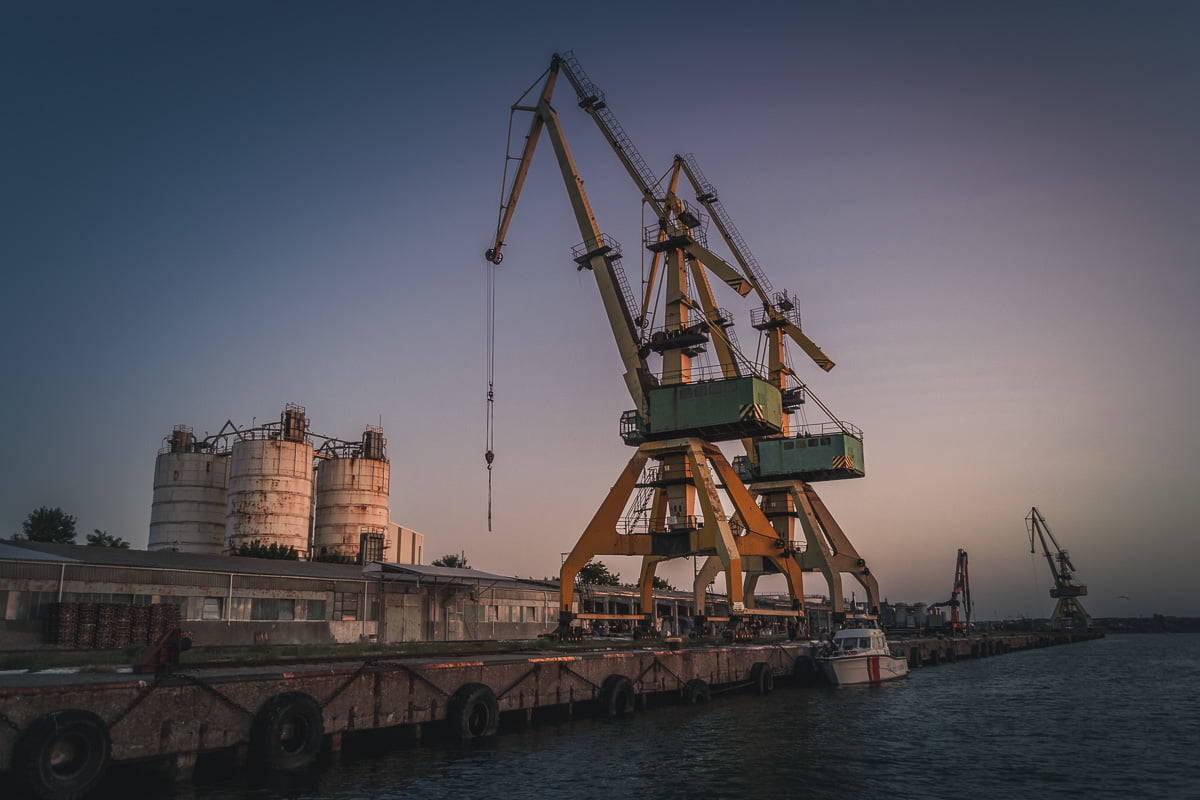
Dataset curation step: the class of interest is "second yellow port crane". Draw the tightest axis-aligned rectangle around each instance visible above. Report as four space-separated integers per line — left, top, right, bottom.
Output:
486 52 877 636
1026 507 1092 630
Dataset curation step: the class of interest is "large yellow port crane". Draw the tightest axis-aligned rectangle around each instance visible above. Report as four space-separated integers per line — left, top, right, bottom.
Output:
1026 507 1091 630
486 52 877 637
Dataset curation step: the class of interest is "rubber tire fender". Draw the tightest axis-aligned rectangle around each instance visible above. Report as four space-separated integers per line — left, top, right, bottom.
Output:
682 678 711 705
598 674 636 717
750 662 775 695
15 709 111 800
251 692 324 770
447 683 500 739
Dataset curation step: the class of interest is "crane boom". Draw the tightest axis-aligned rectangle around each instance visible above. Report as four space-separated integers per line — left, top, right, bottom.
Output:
486 58 654 414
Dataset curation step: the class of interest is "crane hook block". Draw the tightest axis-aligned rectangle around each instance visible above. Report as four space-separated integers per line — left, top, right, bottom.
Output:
485 450 495 466
485 248 504 264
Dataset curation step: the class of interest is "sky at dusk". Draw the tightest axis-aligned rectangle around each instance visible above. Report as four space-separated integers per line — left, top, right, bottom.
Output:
3 1 1197 620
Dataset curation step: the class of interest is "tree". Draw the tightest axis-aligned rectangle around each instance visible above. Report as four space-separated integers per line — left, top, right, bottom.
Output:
431 553 470 569
577 560 620 586
13 506 77 544
86 529 130 549
652 576 675 591
312 551 357 565
231 540 299 560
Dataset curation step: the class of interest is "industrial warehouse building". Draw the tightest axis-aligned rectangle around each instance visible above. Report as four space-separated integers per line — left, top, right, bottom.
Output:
0 543 727 651
0 542 561 649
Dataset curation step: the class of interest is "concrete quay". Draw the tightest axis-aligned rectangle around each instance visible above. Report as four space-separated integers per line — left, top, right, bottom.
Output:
0 630 1099 799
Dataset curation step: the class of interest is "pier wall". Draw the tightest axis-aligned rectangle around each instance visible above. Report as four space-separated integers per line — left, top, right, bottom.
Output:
0 643 804 774
900 630 1102 667
0 630 1100 798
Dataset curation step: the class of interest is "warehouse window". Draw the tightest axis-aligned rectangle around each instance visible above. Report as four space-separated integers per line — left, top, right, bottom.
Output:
304 600 327 621
201 597 223 621
251 598 297 620
334 592 359 621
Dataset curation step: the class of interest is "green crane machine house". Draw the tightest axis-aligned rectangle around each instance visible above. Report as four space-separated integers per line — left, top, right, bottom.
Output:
637 376 784 443
749 427 866 483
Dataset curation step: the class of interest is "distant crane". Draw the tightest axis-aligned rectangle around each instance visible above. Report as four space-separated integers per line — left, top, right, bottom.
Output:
929 549 971 635
1026 507 1091 630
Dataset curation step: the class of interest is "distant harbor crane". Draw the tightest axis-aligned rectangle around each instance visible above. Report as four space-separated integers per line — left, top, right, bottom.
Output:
929 548 971 635
1026 507 1091 630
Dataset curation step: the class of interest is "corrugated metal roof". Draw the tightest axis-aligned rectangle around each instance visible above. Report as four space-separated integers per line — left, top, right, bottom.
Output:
0 543 554 592
0 542 366 580
364 563 514 582
0 542 79 562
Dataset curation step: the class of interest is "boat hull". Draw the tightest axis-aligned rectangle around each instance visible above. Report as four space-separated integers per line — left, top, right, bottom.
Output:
818 653 909 686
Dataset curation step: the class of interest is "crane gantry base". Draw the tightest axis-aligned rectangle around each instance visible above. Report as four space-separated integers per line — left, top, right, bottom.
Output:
556 437 805 637
759 479 878 622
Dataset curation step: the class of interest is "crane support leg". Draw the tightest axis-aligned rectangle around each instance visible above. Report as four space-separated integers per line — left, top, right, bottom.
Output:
794 482 880 616
742 479 879 619
638 555 668 620
557 438 768 637
558 448 651 627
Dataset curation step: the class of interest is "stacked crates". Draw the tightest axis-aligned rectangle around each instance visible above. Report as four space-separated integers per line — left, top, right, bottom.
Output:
149 603 179 643
44 603 79 647
42 602 182 649
131 604 152 644
76 603 98 649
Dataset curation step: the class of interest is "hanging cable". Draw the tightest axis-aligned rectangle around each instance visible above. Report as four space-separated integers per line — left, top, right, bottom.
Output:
485 256 496 531
483 83 545 532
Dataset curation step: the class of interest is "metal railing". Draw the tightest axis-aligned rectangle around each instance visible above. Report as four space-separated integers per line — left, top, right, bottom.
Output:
787 420 864 440
681 153 773 294
559 51 660 198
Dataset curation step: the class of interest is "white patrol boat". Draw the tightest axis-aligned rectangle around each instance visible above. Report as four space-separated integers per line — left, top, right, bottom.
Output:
817 622 909 686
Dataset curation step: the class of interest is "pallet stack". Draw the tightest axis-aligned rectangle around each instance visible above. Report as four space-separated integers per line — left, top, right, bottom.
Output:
130 604 152 644
148 603 180 644
43 602 79 646
75 603 98 649
42 602 183 649
95 603 129 649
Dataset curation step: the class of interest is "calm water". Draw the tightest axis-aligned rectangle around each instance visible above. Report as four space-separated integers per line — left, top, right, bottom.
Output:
98 634 1199 799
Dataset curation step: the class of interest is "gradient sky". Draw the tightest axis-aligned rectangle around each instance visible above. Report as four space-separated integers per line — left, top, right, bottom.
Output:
3 2 1197 619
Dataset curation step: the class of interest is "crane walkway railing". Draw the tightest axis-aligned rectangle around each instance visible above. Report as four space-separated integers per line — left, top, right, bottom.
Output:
559 51 661 201
681 153 773 294
570 234 642 334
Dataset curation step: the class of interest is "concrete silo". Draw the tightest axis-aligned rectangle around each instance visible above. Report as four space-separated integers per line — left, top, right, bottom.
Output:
224 405 314 557
149 425 230 554
313 426 391 562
